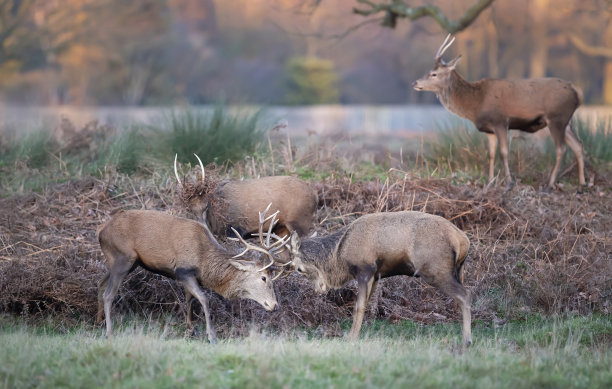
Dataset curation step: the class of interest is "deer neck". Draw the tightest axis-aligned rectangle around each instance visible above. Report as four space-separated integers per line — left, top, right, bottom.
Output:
436 71 482 122
301 229 352 289
194 234 246 299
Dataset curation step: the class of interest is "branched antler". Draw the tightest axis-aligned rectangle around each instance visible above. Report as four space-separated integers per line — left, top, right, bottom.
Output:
230 203 292 280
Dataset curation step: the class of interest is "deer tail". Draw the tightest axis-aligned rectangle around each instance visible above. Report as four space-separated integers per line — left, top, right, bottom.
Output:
452 234 470 285
96 219 110 244
571 83 584 106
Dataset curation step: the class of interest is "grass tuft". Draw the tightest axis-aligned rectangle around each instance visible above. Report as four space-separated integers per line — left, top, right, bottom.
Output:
154 107 266 165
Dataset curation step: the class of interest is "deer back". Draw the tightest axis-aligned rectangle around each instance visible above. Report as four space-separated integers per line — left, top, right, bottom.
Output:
210 176 317 236
98 210 218 273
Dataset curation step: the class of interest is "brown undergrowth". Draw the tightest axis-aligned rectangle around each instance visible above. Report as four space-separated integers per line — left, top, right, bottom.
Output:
0 169 610 337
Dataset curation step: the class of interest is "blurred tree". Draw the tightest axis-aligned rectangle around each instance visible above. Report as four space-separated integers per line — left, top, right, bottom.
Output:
570 31 612 105
0 0 37 85
33 0 173 105
528 0 549 78
285 56 339 104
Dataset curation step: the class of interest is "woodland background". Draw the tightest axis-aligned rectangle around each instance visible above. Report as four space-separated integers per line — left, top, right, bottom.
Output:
1 0 612 107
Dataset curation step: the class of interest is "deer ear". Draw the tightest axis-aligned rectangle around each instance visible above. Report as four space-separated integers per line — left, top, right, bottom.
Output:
447 55 462 70
230 259 257 272
290 230 301 251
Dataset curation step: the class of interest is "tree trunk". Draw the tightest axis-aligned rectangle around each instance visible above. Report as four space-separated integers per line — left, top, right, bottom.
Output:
529 0 549 78
604 60 612 105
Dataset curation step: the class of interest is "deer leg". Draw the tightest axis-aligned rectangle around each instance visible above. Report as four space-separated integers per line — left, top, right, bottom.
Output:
485 133 498 189
97 272 110 323
348 274 374 340
565 125 586 190
495 128 514 189
548 139 567 191
179 275 217 344
367 277 380 316
184 289 195 336
367 278 378 301
102 257 134 338
427 274 472 347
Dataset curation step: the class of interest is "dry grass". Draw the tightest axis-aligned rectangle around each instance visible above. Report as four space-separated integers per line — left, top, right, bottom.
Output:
1 160 610 337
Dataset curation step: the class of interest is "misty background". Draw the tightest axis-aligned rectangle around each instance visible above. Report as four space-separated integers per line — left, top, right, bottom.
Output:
0 0 611 109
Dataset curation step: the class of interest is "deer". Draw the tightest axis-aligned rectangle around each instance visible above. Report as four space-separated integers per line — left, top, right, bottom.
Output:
413 34 586 192
174 154 317 238
284 211 472 347
96 207 289 343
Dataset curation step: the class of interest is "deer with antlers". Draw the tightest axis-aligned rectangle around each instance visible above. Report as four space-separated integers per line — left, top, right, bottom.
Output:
285 211 472 347
413 35 585 192
174 154 317 238
96 207 288 343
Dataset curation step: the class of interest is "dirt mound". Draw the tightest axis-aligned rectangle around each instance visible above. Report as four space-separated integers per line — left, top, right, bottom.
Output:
1 172 610 336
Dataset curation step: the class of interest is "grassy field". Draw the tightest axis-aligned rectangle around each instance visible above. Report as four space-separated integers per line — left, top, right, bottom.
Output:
1 314 611 389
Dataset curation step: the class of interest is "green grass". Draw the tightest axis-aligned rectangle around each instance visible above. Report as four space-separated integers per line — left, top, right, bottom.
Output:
426 117 612 186
0 106 270 196
154 107 266 165
0 130 57 170
571 117 612 163
1 315 611 388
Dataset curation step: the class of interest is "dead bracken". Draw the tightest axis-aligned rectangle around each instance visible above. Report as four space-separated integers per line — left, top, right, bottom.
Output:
0 169 610 337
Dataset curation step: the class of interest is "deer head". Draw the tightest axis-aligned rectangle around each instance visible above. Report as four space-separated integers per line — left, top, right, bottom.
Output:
412 34 462 93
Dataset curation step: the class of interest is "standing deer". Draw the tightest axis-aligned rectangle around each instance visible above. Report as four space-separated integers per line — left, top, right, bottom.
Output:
174 154 317 238
286 211 472 346
96 209 287 343
413 35 585 192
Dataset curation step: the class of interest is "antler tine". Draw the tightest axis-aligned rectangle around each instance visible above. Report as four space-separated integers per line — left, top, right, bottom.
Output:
174 154 183 188
193 153 205 183
257 203 273 247
435 34 450 59
230 227 278 273
271 259 295 281
272 269 285 281
258 232 290 252
257 203 280 248
259 261 275 272
265 210 278 247
435 34 455 62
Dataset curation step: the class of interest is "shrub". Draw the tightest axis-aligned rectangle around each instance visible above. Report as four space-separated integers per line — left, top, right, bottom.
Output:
154 107 266 165
572 117 612 164
5 131 57 170
285 56 339 105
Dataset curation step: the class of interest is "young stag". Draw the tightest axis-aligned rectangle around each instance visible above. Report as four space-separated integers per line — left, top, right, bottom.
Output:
287 211 472 346
96 209 287 343
413 35 585 192
174 154 317 238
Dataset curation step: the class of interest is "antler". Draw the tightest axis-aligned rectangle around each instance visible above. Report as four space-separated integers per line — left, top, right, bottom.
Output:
230 203 291 280
174 153 206 187
174 154 183 188
193 153 205 183
435 34 456 64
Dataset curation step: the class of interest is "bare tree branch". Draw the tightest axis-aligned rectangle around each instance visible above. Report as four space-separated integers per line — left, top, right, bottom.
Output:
272 16 385 42
353 0 495 33
569 34 612 58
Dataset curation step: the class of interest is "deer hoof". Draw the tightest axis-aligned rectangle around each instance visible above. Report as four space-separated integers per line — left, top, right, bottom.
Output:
576 184 588 195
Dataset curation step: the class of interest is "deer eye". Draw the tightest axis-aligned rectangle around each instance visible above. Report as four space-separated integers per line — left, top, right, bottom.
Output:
431 73 437 77
261 276 267 282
